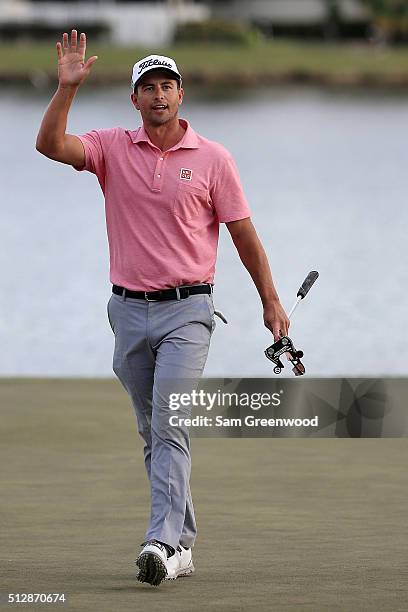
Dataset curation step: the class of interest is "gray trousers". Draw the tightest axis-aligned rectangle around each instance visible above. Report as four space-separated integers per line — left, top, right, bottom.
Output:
107 290 215 550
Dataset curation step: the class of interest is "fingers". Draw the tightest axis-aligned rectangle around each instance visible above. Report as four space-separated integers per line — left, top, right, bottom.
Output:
280 321 290 338
58 30 86 56
84 55 98 71
275 326 283 342
281 318 290 337
264 320 282 343
70 29 78 51
265 317 290 342
78 32 86 55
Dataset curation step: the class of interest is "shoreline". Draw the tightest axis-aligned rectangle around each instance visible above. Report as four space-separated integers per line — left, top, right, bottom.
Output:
2 40 408 90
3 69 408 90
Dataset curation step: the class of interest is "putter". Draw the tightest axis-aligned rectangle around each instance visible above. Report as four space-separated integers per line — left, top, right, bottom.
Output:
264 271 319 376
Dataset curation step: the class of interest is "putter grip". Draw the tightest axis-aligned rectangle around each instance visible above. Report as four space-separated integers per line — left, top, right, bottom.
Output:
297 271 319 299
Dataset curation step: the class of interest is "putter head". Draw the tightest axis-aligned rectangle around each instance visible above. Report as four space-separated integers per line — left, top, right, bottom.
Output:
264 335 305 376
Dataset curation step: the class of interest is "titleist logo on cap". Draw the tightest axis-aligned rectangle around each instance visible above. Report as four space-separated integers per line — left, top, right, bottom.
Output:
138 58 173 75
131 54 182 90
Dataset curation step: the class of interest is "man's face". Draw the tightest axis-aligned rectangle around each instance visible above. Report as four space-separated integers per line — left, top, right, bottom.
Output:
131 71 184 127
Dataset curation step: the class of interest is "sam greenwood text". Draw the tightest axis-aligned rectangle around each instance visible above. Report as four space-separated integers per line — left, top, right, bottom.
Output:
169 415 319 428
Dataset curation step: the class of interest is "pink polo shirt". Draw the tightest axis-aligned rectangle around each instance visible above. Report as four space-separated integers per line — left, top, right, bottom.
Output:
74 118 251 291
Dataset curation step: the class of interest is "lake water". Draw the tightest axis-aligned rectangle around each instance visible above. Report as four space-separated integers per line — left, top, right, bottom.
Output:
1 84 407 377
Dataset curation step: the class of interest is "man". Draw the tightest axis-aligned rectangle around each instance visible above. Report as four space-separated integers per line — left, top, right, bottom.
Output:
36 30 289 587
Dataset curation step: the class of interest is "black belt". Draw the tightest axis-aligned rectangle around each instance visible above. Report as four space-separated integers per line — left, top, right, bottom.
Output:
112 283 213 301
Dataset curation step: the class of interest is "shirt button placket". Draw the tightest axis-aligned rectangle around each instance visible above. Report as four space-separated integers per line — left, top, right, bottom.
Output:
153 153 166 191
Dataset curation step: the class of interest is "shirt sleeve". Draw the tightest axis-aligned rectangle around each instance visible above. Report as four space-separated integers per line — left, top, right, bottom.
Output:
210 152 251 223
72 130 107 191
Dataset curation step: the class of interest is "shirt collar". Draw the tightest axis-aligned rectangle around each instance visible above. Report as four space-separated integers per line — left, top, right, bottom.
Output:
127 119 199 151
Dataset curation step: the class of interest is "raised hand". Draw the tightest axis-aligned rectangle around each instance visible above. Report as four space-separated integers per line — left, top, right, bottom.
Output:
56 30 98 87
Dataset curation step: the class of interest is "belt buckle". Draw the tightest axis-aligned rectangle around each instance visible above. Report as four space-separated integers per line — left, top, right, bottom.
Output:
145 291 159 302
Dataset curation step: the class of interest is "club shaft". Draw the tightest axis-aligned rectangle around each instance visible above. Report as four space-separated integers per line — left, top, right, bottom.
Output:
288 296 302 320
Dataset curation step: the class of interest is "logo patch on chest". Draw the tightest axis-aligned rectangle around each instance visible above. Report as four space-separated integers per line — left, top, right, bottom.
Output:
180 168 193 181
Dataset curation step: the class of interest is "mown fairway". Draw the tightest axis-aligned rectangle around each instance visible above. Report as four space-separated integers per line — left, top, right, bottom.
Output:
1 379 407 611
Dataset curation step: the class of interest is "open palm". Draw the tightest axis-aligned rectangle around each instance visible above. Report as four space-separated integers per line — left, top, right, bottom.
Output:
56 30 98 87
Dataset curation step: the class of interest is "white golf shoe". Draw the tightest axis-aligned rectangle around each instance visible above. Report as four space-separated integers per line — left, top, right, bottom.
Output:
165 545 195 580
135 540 169 586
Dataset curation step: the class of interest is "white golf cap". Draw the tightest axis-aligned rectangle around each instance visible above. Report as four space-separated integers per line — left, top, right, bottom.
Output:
131 54 182 91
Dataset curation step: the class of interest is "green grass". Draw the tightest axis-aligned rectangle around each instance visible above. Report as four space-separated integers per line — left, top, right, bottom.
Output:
1 39 408 82
1 378 408 611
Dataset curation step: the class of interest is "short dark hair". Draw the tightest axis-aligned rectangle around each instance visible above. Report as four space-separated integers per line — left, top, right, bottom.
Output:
134 70 181 94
